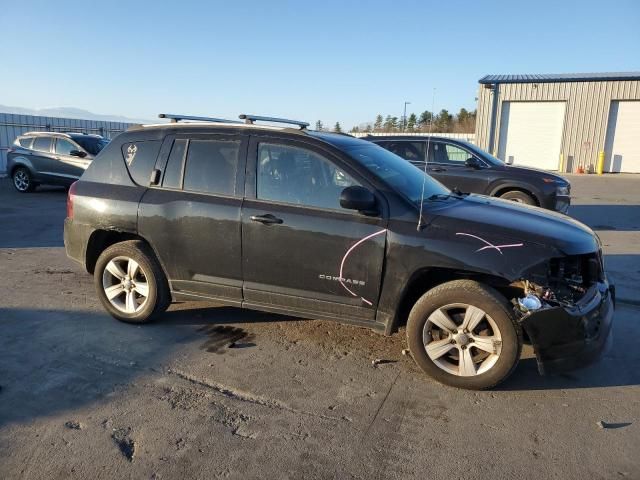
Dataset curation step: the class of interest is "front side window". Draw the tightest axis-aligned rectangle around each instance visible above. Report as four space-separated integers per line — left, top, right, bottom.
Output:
55 138 77 156
182 139 239 195
32 137 53 153
431 142 474 164
257 143 359 210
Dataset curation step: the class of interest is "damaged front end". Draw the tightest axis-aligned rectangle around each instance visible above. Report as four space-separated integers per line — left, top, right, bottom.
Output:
511 251 615 375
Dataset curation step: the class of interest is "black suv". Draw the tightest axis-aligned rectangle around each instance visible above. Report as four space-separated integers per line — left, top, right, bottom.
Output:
368 136 571 213
64 114 613 389
7 132 109 192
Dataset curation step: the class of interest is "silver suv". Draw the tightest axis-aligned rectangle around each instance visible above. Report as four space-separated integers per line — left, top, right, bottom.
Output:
7 132 109 192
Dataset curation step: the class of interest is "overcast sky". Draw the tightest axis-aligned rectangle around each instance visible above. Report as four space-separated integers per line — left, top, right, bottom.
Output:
1 0 638 128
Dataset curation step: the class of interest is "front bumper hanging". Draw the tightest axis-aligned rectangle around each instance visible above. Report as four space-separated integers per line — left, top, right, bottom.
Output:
518 281 614 375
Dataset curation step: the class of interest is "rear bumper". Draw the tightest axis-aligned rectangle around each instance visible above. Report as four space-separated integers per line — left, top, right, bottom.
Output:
64 217 91 270
519 280 614 375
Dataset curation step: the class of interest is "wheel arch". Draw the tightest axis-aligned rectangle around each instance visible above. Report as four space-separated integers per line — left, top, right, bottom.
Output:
85 229 170 283
489 182 541 206
387 267 516 335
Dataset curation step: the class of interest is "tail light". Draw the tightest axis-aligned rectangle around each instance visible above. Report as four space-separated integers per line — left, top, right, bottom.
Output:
67 181 78 219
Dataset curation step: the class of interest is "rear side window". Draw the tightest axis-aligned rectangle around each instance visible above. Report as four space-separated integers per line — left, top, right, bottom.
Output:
18 137 33 148
32 137 53 152
162 139 187 189
386 141 425 162
182 139 239 195
121 141 162 186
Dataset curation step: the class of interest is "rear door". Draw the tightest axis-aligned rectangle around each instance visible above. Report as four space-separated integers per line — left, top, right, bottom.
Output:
30 136 57 181
53 137 90 180
138 132 248 303
241 135 387 321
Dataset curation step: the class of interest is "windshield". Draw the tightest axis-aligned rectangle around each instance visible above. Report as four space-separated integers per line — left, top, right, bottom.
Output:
73 137 110 156
344 143 449 205
461 141 504 166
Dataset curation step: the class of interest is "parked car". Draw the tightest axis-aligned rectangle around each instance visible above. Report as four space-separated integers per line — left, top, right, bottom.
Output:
366 135 571 213
7 132 110 192
64 113 613 389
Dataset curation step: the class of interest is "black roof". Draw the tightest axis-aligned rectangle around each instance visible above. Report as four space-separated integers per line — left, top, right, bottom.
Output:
479 72 640 84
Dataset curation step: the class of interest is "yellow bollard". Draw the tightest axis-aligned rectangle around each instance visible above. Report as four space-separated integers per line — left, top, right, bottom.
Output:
558 153 565 172
597 151 605 175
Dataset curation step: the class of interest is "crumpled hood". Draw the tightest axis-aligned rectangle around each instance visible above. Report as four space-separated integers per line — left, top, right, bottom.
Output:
430 194 597 255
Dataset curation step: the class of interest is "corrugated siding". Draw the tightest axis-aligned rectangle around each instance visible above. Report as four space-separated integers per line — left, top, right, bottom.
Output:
474 80 640 172
0 113 134 173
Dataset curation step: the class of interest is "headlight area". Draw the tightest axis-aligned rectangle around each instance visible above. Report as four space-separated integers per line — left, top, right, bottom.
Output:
556 184 570 197
508 252 614 375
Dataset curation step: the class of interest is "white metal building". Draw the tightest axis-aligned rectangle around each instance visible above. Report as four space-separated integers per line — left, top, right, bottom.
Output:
474 73 640 173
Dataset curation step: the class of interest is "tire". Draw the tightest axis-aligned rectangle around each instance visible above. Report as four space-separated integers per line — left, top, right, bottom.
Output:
499 190 535 205
406 280 522 390
94 240 171 324
12 167 36 193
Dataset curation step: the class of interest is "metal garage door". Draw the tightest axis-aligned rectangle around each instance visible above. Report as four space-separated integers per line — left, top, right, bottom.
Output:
604 101 640 173
497 102 565 170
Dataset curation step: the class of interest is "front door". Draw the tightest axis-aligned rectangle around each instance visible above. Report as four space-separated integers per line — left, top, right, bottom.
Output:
241 136 387 321
53 137 91 180
427 141 490 194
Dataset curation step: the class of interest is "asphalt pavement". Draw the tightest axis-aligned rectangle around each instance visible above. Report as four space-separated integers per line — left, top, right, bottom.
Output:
0 175 638 479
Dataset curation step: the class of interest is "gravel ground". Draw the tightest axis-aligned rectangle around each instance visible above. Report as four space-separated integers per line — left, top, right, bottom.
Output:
0 176 638 479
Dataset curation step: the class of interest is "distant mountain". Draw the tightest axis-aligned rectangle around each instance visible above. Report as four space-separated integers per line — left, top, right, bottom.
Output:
0 105 156 124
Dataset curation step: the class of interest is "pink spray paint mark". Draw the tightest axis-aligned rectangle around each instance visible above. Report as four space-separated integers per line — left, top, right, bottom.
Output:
455 232 523 255
339 229 387 306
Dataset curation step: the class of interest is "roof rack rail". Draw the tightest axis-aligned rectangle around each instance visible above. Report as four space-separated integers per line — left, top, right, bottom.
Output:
239 114 309 130
158 113 242 124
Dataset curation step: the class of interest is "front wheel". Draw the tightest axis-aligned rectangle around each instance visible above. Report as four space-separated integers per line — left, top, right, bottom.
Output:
407 280 522 390
12 167 36 193
499 190 535 205
94 240 170 323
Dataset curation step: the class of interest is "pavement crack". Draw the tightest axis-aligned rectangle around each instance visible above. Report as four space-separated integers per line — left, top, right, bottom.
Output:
362 371 400 439
166 368 346 423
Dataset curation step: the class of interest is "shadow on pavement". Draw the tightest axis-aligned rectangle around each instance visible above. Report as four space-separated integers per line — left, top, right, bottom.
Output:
569 204 640 231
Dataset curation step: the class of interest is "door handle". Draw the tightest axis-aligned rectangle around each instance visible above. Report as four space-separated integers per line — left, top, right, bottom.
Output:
429 167 446 172
250 214 283 225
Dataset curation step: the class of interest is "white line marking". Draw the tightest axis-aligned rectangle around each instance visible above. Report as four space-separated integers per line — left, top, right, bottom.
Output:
339 229 387 305
455 232 523 255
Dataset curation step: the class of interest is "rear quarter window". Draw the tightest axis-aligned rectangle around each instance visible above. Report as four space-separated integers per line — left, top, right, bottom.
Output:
121 141 162 186
17 137 34 149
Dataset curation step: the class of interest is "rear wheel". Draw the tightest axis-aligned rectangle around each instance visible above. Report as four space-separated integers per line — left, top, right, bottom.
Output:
12 167 36 193
499 190 535 205
94 240 170 323
407 280 522 390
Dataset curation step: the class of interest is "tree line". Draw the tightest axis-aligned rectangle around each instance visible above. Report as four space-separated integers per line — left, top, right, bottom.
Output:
315 108 477 134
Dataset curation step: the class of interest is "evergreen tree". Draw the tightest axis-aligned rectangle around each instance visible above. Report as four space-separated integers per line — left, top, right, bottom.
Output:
390 116 399 131
334 122 342 133
407 113 417 131
418 111 433 130
350 125 360 133
315 120 323 131
383 115 393 132
434 109 453 132
374 114 383 131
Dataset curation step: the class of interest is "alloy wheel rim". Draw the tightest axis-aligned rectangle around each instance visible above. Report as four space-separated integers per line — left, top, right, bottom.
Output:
14 171 29 191
422 303 502 377
102 256 150 314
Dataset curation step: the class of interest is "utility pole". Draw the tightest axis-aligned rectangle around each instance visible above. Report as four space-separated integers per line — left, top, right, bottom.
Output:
402 101 411 132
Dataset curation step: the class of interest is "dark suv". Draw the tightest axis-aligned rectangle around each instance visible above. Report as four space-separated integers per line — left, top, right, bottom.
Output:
64 113 613 389
7 132 109 192
368 136 571 213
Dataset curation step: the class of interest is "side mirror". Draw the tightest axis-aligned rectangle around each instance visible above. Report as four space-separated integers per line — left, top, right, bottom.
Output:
340 186 377 214
70 150 87 158
465 157 481 169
